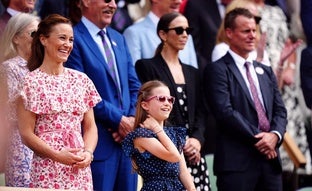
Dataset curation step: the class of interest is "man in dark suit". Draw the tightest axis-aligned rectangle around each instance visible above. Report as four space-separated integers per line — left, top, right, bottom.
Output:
204 8 287 191
183 0 225 70
0 0 36 34
65 0 141 190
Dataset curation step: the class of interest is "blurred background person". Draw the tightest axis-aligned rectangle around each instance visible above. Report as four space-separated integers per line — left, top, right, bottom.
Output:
183 0 232 72
17 14 101 190
110 0 140 33
0 51 9 179
135 12 210 191
252 0 310 174
300 0 312 174
0 0 36 35
0 13 39 187
0 1 4 15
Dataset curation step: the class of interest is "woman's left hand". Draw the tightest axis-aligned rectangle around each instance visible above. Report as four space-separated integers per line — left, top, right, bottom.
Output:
183 138 201 165
73 150 93 169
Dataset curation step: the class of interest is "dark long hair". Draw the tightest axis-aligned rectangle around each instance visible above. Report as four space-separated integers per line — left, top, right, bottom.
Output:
154 12 182 55
27 14 72 71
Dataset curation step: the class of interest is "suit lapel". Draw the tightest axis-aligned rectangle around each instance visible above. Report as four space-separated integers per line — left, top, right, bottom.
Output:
76 23 106 65
225 54 255 108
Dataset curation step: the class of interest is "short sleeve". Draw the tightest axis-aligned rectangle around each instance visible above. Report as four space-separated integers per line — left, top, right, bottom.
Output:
122 128 156 158
164 127 187 153
20 68 102 114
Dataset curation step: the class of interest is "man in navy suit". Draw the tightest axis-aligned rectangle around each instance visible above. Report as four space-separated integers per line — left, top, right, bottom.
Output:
203 8 287 191
65 0 140 190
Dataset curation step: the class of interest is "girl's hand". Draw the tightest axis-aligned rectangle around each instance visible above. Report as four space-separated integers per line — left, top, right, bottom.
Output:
140 115 162 133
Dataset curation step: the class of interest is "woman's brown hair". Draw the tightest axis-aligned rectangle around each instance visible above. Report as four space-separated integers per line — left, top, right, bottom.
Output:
27 14 72 71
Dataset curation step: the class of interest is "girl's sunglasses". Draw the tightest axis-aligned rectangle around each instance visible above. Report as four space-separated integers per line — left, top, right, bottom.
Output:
166 27 193 35
145 95 175 104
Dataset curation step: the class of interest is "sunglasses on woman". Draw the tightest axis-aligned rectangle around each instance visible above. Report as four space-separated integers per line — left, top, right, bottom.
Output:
145 95 175 104
166 27 193 35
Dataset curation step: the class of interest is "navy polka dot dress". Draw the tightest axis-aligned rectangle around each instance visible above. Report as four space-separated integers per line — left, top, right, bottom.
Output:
122 126 187 191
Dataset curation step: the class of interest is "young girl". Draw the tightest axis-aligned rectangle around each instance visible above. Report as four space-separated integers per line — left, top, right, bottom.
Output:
122 80 196 191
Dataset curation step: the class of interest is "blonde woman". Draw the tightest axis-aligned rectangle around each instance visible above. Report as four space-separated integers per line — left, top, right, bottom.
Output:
0 13 40 187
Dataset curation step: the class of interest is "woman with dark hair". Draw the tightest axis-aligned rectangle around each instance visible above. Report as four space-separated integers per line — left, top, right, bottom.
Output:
135 12 210 190
122 80 195 191
17 14 101 190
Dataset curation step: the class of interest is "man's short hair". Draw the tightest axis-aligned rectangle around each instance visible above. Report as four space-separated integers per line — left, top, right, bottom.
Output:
224 7 254 30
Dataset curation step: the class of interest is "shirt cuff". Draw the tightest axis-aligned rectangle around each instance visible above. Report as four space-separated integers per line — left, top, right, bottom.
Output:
271 130 282 143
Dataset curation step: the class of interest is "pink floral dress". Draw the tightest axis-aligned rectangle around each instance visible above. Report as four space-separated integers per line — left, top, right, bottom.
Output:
20 68 101 190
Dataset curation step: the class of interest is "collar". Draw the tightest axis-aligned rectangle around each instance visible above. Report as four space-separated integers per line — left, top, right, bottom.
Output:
81 16 107 37
148 11 159 27
229 49 253 69
7 8 20 16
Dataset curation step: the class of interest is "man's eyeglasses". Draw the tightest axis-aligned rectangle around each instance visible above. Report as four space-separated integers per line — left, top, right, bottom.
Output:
145 95 175 104
166 27 193 35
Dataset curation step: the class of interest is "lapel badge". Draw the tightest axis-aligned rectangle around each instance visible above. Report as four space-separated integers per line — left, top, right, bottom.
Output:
255 67 264 75
112 40 117 46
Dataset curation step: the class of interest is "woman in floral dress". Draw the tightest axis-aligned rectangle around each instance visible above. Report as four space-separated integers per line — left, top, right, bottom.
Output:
16 14 101 190
0 13 40 187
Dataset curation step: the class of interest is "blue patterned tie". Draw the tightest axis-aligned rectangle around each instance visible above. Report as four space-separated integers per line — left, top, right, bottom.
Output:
98 30 117 83
98 30 122 108
245 62 270 132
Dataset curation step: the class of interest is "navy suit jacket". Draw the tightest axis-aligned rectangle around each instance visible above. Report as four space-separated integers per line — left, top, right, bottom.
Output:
204 53 287 174
65 21 141 160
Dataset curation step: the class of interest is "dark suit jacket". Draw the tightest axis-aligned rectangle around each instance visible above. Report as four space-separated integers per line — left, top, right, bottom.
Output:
204 52 287 174
184 0 222 71
135 54 206 145
0 11 11 35
184 0 222 154
65 21 141 160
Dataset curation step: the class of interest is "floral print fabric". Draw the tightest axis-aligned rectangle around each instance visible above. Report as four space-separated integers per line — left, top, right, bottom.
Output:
20 68 101 190
3 56 33 187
